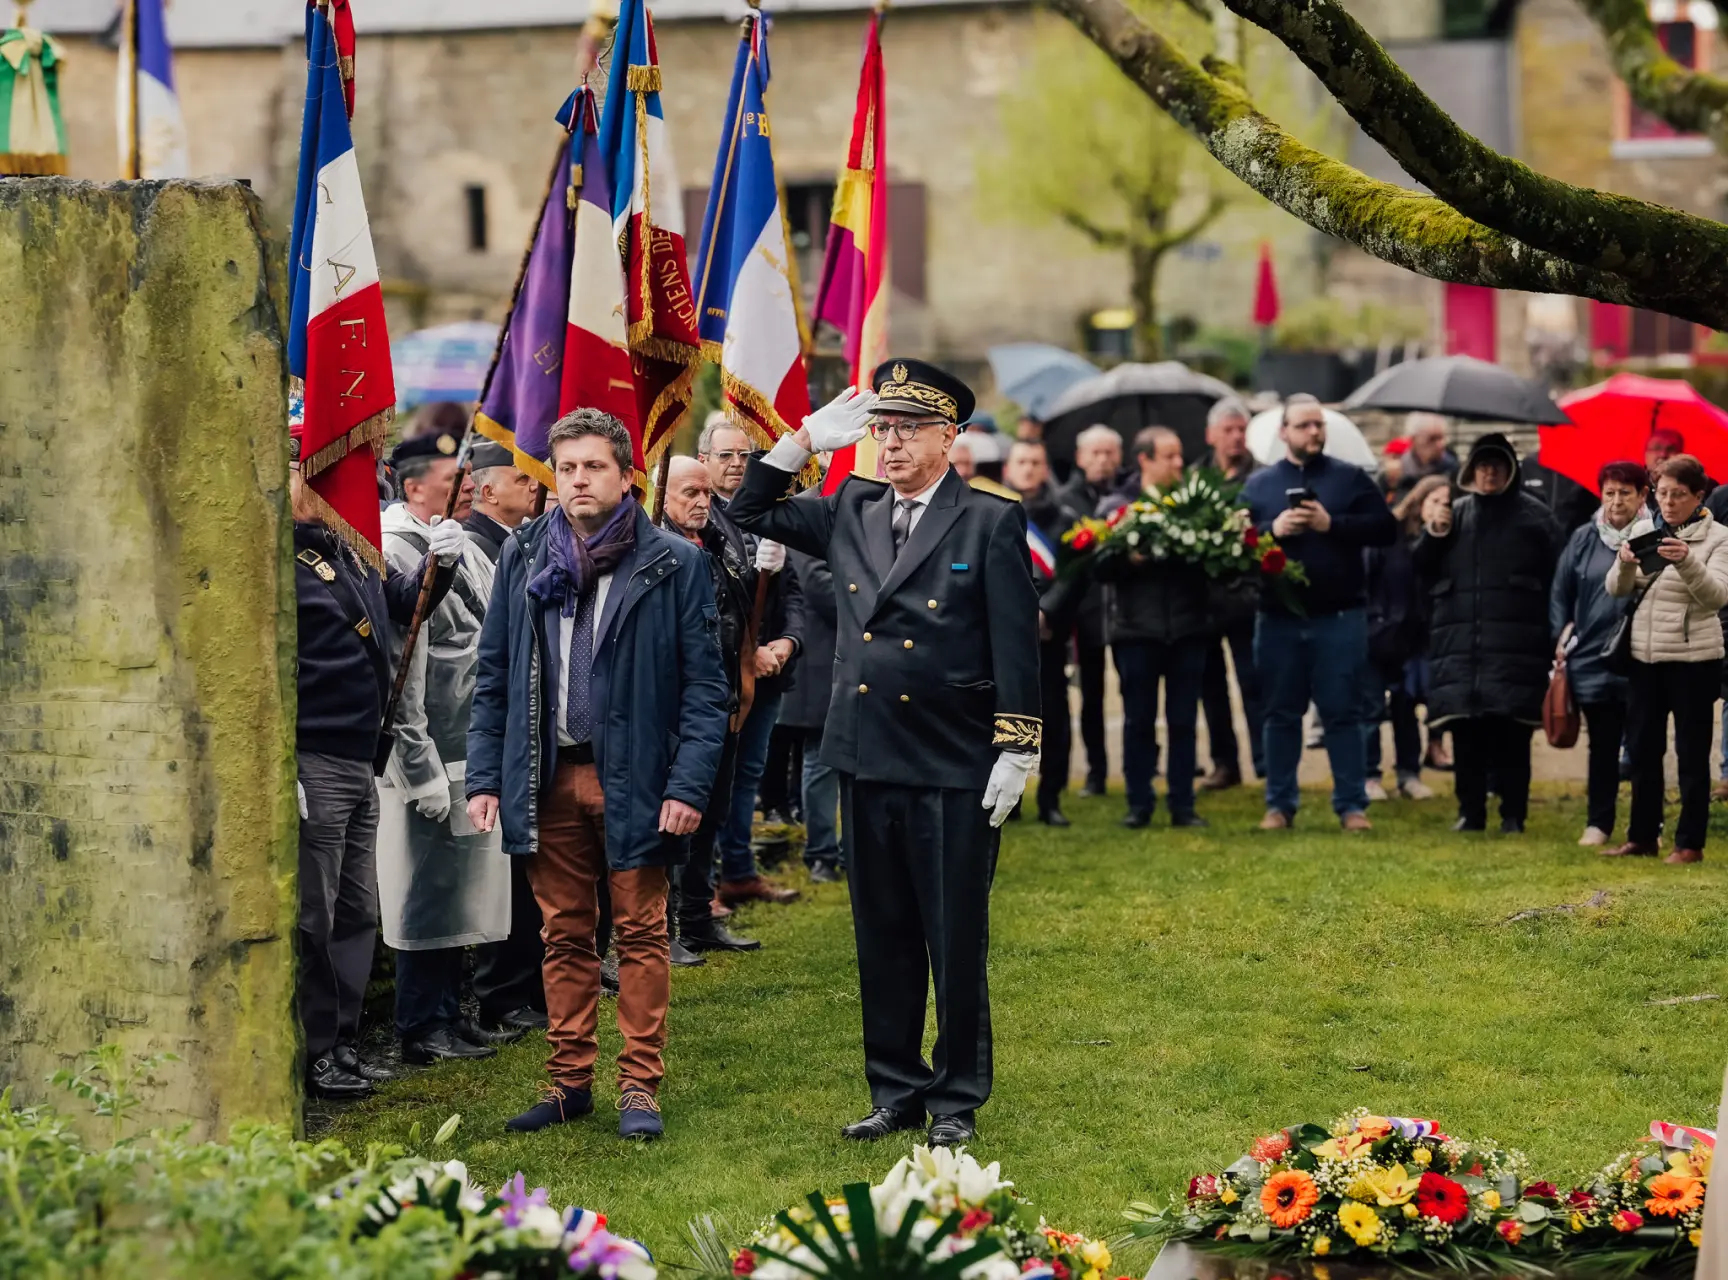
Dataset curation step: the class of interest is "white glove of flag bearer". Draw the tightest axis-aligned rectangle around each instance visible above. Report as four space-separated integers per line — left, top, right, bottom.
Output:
754 539 786 574
428 516 466 565
982 751 1038 828
801 388 877 453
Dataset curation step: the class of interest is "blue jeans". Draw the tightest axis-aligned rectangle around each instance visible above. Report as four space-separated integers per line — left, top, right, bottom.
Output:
1255 609 1371 819
1113 636 1208 818
717 688 784 883
394 946 463 1042
801 725 842 864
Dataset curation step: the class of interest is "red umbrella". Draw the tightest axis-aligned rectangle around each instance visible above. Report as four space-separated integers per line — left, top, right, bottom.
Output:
1543 373 1728 494
1252 242 1280 328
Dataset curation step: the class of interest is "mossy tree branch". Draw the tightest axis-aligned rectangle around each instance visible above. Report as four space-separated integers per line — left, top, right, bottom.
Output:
1220 0 1728 324
1049 0 1728 329
1575 0 1728 149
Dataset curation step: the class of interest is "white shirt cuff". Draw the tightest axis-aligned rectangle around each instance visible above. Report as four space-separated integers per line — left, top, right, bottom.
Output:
764 436 813 473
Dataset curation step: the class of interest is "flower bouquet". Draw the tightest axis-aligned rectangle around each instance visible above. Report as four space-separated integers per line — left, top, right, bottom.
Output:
724 1146 1122 1280
1061 470 1306 609
323 1154 656 1280
1125 1110 1711 1277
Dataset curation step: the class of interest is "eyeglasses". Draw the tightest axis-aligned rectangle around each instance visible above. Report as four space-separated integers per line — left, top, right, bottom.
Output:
707 450 750 463
867 419 947 442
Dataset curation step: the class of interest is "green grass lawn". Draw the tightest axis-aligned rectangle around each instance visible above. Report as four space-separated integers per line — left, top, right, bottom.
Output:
319 781 1728 1263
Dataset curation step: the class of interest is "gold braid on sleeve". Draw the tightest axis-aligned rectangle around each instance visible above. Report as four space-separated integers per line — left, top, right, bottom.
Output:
993 714 1041 752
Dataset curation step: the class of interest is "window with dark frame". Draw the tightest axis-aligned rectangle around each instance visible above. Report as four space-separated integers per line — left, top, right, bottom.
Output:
1627 307 1696 358
465 184 488 253
1628 22 1698 139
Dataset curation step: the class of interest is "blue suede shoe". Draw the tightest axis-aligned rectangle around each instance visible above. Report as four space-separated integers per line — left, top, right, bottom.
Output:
505 1083 593 1133
618 1086 664 1141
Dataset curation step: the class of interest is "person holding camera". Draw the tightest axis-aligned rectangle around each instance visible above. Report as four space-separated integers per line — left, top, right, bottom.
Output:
1414 433 1562 835
1241 395 1398 831
1602 454 1728 864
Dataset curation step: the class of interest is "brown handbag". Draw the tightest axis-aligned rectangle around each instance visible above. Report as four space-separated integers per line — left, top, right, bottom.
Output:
1544 657 1581 749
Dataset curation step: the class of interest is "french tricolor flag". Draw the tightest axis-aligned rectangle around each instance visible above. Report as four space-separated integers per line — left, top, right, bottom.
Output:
1027 521 1057 580
692 13 810 450
287 0 394 568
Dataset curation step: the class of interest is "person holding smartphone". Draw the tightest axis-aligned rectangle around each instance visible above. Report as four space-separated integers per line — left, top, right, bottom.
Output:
1602 454 1728 864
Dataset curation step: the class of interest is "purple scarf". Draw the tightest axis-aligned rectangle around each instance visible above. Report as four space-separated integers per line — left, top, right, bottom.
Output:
528 495 639 617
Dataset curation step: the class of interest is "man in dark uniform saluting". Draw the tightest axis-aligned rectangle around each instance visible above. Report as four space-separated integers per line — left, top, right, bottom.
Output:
728 359 1041 1148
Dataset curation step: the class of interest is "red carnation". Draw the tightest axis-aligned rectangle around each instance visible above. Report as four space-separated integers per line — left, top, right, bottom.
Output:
1260 547 1287 575
1469 1164 1485 1178
1613 1210 1644 1233
1072 528 1097 552
733 1251 758 1276
1251 1132 1292 1163
1524 1182 1559 1201
1052 1262 1071 1280
1415 1172 1470 1225
1243 528 1260 549
1189 1175 1219 1200
1566 1190 1597 1209
959 1208 994 1234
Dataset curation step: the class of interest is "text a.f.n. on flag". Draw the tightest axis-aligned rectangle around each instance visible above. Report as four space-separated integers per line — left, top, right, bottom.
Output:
598 0 703 471
117 0 189 178
475 86 639 485
692 12 810 454
288 0 394 569
812 10 887 493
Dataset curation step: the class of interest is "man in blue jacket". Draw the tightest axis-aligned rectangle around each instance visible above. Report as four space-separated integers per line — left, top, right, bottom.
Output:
466 409 729 1141
1242 395 1398 831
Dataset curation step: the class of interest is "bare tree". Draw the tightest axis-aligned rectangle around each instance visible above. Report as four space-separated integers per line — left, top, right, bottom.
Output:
1046 0 1728 329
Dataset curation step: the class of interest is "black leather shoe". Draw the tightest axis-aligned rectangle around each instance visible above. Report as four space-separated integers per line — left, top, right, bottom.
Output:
808 859 843 884
506 1083 594 1132
1038 808 1071 828
1171 812 1209 829
841 1106 924 1141
683 923 762 953
308 1056 373 1099
1120 808 1153 829
484 1006 549 1032
332 1043 393 1083
669 939 707 967
1079 779 1107 798
928 1113 977 1148
456 1017 524 1046
1500 818 1526 834
402 1026 497 1065
1452 817 1486 832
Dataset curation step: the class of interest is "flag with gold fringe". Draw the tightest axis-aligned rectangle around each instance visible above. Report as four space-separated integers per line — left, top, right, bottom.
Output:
0 13 67 177
597 0 703 472
812 11 888 494
287 0 394 570
692 12 811 463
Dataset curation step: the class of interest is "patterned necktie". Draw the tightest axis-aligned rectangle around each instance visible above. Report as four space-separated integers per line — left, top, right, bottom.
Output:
891 499 917 558
564 586 598 744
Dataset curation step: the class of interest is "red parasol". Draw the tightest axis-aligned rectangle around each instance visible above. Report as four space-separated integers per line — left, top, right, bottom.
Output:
1543 373 1728 494
1252 242 1280 328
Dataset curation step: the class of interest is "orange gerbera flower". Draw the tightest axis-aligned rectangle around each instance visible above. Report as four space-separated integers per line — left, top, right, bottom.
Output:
1646 1173 1705 1217
1262 1170 1321 1228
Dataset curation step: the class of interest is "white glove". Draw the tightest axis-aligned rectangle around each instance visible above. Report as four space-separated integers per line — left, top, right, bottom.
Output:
802 387 877 453
416 791 452 823
754 538 786 574
297 781 309 821
982 751 1038 828
427 516 466 565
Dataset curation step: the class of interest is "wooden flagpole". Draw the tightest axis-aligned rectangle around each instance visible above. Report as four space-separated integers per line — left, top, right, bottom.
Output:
125 0 141 179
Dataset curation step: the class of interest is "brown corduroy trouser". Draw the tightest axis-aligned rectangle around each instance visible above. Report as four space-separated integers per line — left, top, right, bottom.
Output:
525 761 670 1093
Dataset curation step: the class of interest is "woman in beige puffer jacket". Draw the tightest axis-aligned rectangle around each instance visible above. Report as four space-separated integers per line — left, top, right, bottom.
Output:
1604 454 1728 864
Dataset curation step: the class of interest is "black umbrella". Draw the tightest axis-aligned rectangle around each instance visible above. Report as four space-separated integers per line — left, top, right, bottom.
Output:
1341 355 1571 425
1041 361 1237 470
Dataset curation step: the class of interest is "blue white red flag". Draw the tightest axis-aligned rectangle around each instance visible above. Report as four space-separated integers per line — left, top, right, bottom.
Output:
1026 521 1057 580
597 0 702 470
476 87 639 486
692 13 810 452
288 0 394 569
117 0 188 178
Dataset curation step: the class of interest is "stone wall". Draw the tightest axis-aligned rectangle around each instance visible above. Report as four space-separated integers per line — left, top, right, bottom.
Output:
0 179 299 1137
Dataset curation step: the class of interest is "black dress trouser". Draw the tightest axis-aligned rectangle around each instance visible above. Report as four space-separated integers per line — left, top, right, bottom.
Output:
1579 699 1629 837
840 775 999 1120
472 854 547 1020
1450 715 1534 826
1627 660 1718 851
671 731 739 935
1035 636 1073 813
1076 640 1109 789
